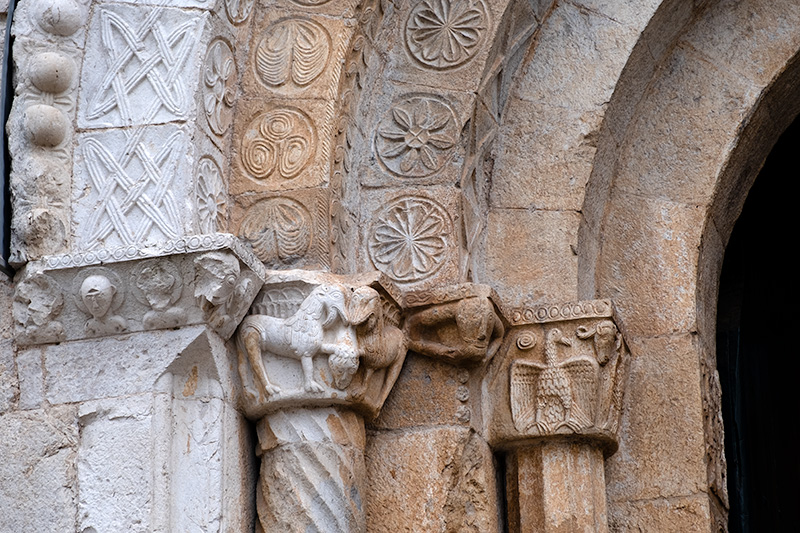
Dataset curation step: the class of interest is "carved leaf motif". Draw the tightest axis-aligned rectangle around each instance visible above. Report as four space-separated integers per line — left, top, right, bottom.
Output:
256 19 331 90
196 156 226 233
375 95 459 177
368 196 452 282
239 197 313 266
405 0 488 70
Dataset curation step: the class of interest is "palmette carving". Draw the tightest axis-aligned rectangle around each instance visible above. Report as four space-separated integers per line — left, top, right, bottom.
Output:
13 273 66 345
255 18 331 91
239 197 313 266
225 0 255 24
405 0 489 70
203 39 236 136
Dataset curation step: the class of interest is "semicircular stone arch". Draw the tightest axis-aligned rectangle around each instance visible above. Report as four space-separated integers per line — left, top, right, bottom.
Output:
579 0 800 529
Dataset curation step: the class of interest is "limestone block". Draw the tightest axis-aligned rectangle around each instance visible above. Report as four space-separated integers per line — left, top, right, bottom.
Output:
77 395 156 533
370 353 473 430
16 346 44 410
0 340 16 412
77 3 207 129
608 494 712 533
595 193 704 337
485 208 580 307
605 334 707 503
0 406 78 533
365 427 500 533
614 44 755 205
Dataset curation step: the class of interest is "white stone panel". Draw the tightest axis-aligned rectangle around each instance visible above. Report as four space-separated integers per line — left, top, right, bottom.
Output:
77 4 206 129
16 346 44 410
0 407 78 533
72 124 195 250
77 395 156 533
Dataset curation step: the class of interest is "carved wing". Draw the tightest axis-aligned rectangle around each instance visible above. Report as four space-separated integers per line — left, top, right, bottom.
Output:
562 356 599 427
510 361 545 433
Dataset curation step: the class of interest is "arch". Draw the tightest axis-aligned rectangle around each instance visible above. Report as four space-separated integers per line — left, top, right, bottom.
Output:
581 0 800 527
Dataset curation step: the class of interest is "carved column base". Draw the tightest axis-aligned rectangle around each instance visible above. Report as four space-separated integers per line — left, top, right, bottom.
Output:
505 441 608 533
255 407 367 533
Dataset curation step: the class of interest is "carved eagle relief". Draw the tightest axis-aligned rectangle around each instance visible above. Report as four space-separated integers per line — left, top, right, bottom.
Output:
510 328 599 435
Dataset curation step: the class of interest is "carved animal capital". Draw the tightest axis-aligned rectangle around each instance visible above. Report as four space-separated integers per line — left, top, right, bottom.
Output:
403 283 506 365
484 299 629 455
236 270 406 420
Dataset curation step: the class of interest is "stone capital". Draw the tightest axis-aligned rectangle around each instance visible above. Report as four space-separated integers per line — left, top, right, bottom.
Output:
484 299 629 454
12 234 267 345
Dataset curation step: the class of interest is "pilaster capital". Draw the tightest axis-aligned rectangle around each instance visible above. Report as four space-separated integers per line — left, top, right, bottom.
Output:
237 270 406 420
484 299 629 454
12 234 266 344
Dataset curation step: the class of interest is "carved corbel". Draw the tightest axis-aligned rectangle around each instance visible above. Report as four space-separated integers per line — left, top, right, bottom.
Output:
484 299 629 532
13 234 266 345
403 283 506 365
235 270 406 533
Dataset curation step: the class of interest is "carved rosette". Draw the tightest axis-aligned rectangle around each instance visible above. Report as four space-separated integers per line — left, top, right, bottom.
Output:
485 299 629 453
12 234 267 345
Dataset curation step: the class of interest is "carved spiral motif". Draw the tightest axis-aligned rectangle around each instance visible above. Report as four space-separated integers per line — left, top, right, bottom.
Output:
225 0 255 24
196 157 226 233
203 39 236 136
516 332 537 350
368 196 452 282
241 109 316 181
375 95 459 177
239 198 312 266
405 0 488 70
255 18 331 90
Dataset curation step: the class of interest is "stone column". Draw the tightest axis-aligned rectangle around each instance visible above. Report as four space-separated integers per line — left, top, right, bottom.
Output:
237 270 406 533
484 300 629 533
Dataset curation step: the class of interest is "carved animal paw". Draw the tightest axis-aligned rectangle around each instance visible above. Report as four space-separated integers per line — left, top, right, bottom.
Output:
265 384 281 396
304 380 325 393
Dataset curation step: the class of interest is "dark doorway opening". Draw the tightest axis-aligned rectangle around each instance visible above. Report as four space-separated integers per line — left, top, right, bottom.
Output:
717 115 800 532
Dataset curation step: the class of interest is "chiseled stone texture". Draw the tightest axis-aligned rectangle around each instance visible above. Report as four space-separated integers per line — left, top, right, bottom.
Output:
608 493 712 533
0 406 78 533
365 427 500 533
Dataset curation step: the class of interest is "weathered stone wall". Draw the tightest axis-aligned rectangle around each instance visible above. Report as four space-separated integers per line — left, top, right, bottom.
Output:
3 0 800 531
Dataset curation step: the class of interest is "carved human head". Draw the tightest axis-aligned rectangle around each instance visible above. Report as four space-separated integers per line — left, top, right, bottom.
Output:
193 252 240 306
80 274 116 319
328 341 359 390
136 262 177 311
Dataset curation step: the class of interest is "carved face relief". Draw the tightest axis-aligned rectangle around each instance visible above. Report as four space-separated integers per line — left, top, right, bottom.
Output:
14 274 64 327
241 109 316 182
368 196 453 282
193 252 241 307
239 197 313 266
376 95 458 177
255 18 331 91
203 39 236 136
405 0 489 70
132 260 182 311
80 274 116 319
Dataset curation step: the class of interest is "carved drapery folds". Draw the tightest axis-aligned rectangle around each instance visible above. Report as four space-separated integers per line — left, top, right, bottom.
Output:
12 234 266 345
